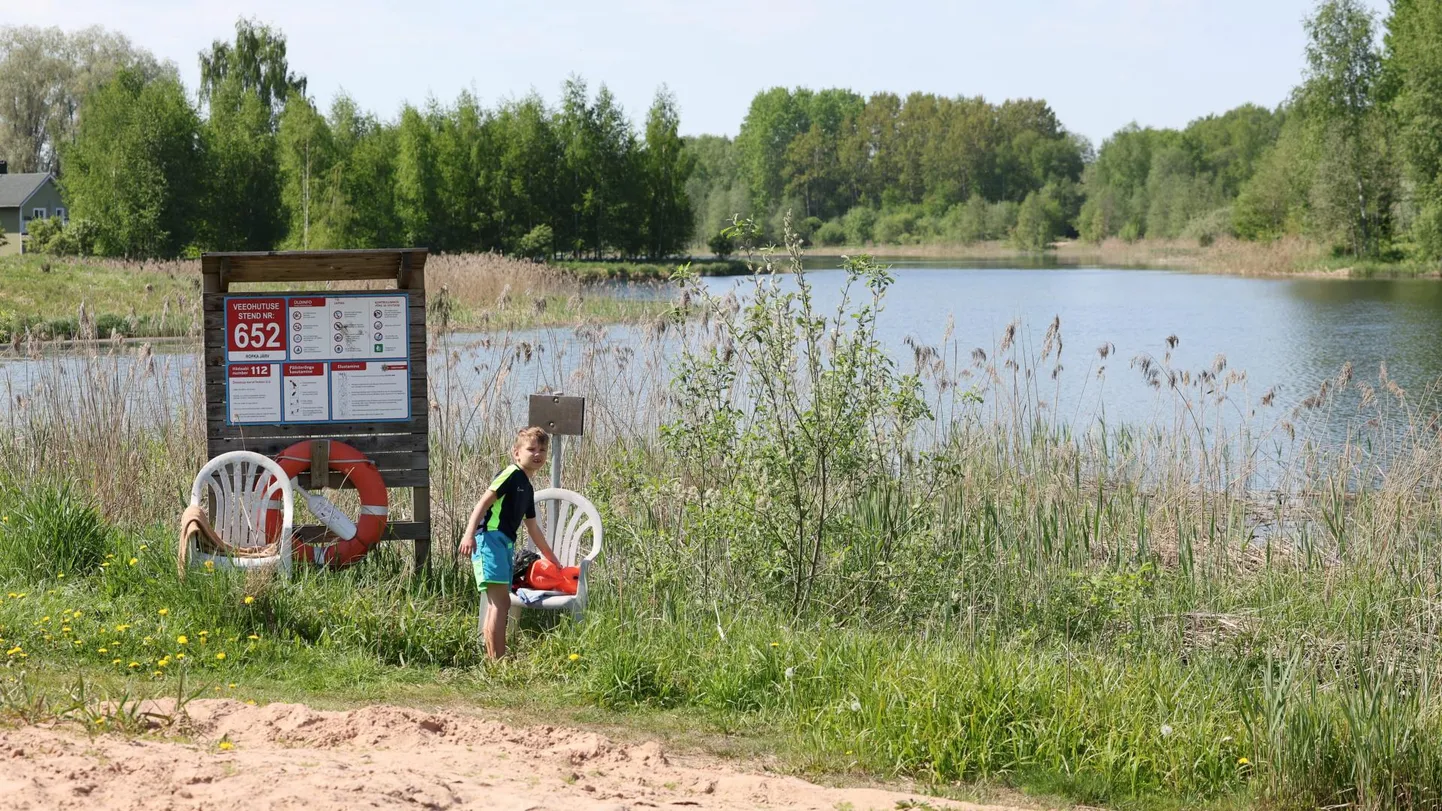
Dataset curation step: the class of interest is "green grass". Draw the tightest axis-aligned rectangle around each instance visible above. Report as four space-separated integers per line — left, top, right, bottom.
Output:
0 255 198 341
552 258 750 281
3 475 1439 810
440 292 674 331
0 254 680 342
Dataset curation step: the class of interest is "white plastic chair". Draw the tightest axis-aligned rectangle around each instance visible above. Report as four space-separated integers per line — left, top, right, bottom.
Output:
185 451 294 577
479 487 603 632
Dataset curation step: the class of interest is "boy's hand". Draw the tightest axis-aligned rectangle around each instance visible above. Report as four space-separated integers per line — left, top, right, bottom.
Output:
458 535 476 557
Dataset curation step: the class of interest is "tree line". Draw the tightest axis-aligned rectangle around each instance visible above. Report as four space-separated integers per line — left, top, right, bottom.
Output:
3 0 1441 263
1 20 692 260
692 0 1442 262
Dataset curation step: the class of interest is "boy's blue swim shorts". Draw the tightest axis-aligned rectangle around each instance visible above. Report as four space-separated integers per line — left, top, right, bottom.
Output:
472 529 515 588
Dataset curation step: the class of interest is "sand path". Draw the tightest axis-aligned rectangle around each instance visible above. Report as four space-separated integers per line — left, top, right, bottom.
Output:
0 699 1033 811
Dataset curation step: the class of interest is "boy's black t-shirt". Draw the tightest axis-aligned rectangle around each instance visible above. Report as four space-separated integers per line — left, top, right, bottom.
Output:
483 464 535 541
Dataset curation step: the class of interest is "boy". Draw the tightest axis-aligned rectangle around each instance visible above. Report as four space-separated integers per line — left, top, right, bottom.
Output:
459 426 561 659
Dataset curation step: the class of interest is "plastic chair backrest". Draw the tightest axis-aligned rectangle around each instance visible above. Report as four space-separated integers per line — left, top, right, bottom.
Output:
526 488 602 567
189 451 294 550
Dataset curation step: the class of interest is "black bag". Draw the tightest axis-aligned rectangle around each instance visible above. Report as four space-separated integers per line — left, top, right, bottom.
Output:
512 549 540 589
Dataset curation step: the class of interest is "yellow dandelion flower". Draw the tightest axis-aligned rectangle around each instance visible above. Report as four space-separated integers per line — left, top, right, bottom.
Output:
568 653 581 661
61 625 71 633
56 573 64 579
139 545 148 551
218 741 234 751
227 683 237 689
176 635 188 645
41 616 49 622
203 560 215 570
152 671 162 677
1238 757 1250 766
157 657 170 668
175 653 186 660
71 610 80 618
244 595 255 605
247 634 259 640
769 642 779 647
4 647 21 656
213 686 221 692
216 652 226 661
128 662 139 669
245 700 256 706
98 648 108 654
106 554 114 560
157 608 169 616
128 558 138 566
111 659 122 665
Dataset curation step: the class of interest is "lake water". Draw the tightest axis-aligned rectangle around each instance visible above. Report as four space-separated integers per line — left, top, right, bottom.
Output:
5 259 1442 452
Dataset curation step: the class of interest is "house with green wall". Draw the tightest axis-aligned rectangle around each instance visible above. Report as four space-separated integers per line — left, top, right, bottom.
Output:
0 162 65 257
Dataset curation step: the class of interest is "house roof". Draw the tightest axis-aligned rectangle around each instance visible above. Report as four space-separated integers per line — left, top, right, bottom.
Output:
0 173 54 208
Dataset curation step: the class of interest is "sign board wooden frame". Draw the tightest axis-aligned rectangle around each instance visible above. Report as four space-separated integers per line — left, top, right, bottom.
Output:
201 249 432 568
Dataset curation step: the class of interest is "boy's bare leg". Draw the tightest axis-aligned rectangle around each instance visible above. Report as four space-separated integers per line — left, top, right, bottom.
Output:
484 582 510 659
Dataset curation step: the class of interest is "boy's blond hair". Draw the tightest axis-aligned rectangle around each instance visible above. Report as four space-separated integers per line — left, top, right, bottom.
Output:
513 425 550 451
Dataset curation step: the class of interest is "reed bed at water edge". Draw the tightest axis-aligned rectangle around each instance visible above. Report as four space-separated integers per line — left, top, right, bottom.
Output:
2 229 1442 808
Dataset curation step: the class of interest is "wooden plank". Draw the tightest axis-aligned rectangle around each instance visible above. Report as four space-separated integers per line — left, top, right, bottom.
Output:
294 520 430 543
208 431 427 452
309 439 328 490
279 468 429 489
206 417 429 440
207 438 427 465
202 250 429 285
412 485 431 572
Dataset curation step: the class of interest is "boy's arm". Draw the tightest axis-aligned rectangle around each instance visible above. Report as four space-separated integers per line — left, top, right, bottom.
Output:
458 491 498 557
523 517 561 566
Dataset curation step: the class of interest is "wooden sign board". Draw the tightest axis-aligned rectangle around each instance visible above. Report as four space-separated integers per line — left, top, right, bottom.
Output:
528 394 586 436
200 249 432 568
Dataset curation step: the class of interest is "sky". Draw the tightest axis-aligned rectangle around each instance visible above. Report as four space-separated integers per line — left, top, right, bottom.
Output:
3 0 1395 146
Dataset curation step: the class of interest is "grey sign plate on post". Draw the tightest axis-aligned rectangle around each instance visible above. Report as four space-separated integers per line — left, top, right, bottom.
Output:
528 394 585 436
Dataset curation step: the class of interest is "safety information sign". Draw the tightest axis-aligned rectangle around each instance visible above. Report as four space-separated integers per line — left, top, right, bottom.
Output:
223 293 411 425
227 363 283 423
331 362 411 421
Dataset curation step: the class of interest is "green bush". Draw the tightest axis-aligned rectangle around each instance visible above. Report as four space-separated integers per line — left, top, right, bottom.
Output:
814 220 846 246
842 206 878 245
23 217 65 254
0 483 110 581
875 211 916 244
515 224 554 260
707 231 735 259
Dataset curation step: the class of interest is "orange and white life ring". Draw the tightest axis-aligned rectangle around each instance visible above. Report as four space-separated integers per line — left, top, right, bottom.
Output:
266 440 388 567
